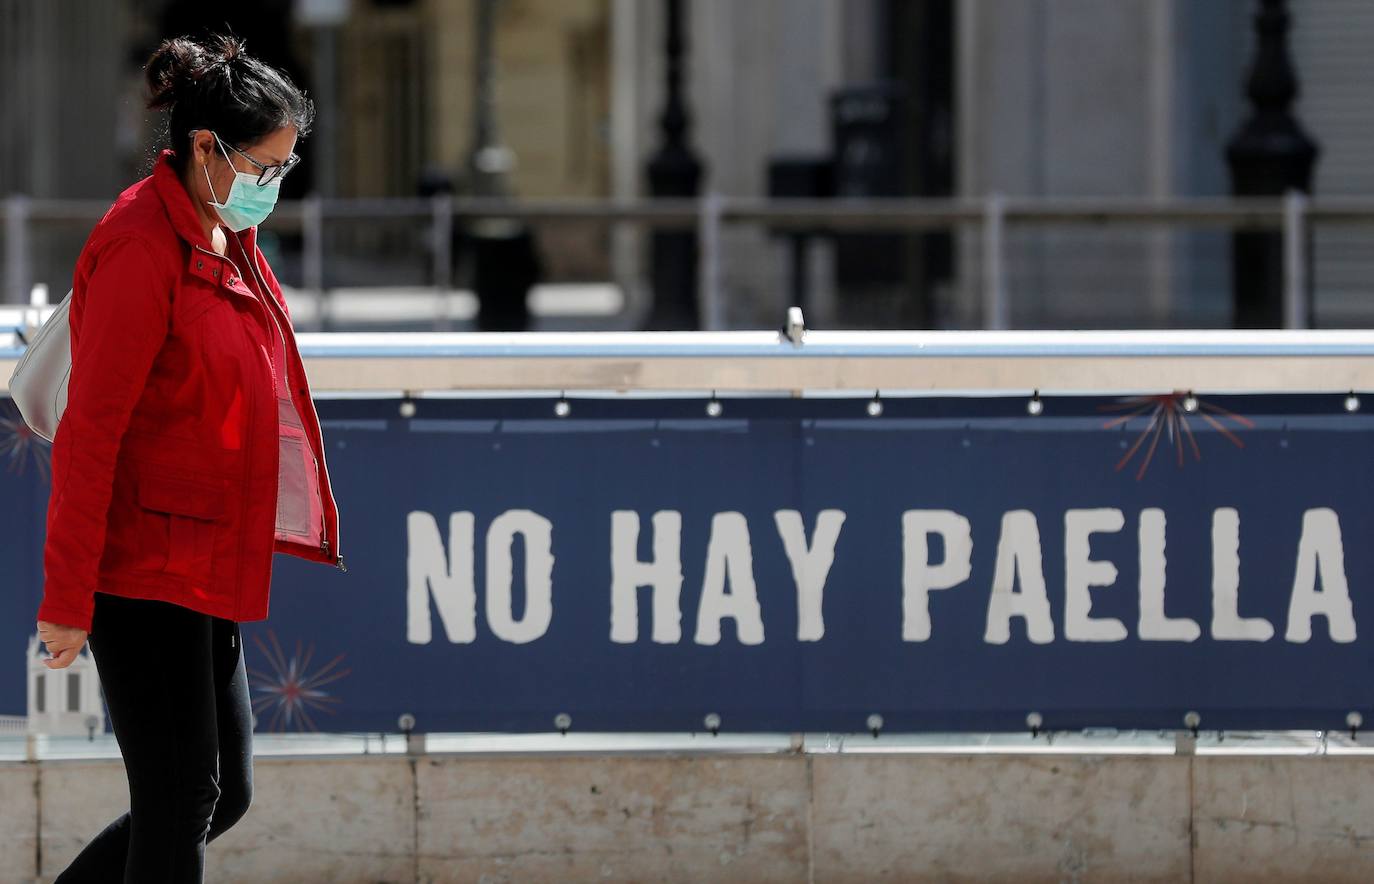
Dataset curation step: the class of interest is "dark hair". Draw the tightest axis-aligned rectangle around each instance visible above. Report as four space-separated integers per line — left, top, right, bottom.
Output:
144 32 315 175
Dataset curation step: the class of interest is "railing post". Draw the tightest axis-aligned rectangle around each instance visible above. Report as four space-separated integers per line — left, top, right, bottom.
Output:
431 193 454 292
982 192 1008 330
4 194 31 305
302 194 326 329
1283 188 1309 330
697 191 724 331
431 193 454 330
24 283 49 341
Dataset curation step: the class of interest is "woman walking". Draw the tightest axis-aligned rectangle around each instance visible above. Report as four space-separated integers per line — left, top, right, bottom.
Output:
35 32 344 882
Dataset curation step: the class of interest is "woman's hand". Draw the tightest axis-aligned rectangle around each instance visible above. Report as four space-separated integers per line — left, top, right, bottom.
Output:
36 620 89 669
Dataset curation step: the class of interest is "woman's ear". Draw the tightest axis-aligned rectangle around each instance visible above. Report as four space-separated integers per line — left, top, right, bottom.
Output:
189 129 216 167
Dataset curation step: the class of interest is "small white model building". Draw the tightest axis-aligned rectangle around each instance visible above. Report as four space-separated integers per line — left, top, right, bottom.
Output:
26 633 104 736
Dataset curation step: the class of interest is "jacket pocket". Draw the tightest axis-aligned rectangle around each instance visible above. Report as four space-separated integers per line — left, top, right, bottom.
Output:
275 434 311 536
135 471 226 582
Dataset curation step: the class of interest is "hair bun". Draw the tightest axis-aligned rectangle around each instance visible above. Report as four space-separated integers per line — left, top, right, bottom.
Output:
144 33 248 110
145 37 207 110
212 32 246 66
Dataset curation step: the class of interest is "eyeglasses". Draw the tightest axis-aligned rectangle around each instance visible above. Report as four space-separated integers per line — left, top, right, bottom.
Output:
191 129 301 185
217 133 300 186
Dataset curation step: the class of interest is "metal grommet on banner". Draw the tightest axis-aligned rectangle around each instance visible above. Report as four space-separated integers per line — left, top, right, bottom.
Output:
554 712 572 735
554 393 570 418
705 391 723 418
866 390 883 417
1027 390 1043 416
398 713 424 755
704 713 721 736
1026 711 1043 739
866 713 884 739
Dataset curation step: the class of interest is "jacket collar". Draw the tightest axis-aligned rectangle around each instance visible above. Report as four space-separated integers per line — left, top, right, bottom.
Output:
151 148 259 257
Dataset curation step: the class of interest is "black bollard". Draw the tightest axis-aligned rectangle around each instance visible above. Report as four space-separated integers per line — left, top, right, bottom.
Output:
464 0 541 332
1225 0 1320 329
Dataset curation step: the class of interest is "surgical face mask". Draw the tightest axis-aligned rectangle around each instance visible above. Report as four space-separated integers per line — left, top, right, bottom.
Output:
203 134 282 232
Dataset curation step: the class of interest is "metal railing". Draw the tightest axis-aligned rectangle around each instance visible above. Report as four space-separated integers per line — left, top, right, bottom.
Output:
8 324 1374 396
6 190 1374 329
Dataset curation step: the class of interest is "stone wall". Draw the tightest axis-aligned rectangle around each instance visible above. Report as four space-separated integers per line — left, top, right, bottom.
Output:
10 752 1374 882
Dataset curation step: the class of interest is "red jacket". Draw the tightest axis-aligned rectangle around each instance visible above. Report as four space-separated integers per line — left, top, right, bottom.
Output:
37 150 344 634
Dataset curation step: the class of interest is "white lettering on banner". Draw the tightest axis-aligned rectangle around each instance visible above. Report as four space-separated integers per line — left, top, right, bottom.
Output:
405 511 476 644
1137 508 1201 642
775 509 846 641
1064 509 1128 642
1210 508 1275 641
901 510 973 641
984 510 1055 644
609 510 685 643
694 512 766 645
402 506 1356 646
485 510 556 644
1285 508 1357 643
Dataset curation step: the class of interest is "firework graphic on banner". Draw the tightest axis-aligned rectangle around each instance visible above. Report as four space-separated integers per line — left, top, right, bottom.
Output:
248 629 351 732
1099 392 1254 481
0 399 51 482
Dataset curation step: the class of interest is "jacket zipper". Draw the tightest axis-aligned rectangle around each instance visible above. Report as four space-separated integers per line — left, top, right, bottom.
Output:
301 392 344 571
324 538 346 571
228 235 346 572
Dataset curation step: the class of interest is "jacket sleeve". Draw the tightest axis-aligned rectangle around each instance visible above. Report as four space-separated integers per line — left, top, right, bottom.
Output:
37 235 171 633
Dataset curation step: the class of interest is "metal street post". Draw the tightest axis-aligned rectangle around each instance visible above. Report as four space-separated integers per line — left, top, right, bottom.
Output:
645 0 705 330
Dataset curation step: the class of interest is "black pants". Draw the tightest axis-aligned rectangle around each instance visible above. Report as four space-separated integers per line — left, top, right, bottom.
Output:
54 592 254 883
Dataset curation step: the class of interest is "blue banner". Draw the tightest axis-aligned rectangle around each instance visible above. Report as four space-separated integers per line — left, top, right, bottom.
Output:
5 392 1373 733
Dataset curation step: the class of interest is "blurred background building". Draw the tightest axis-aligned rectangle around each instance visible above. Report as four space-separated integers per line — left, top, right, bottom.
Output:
1 0 1371 331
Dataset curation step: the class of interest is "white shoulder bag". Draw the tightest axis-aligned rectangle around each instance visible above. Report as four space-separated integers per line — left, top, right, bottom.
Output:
7 289 73 443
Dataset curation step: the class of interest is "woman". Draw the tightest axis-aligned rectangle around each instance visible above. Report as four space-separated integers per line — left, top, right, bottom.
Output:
34 33 344 882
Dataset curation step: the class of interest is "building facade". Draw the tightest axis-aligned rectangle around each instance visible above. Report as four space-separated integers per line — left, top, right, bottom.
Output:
0 0 1370 329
